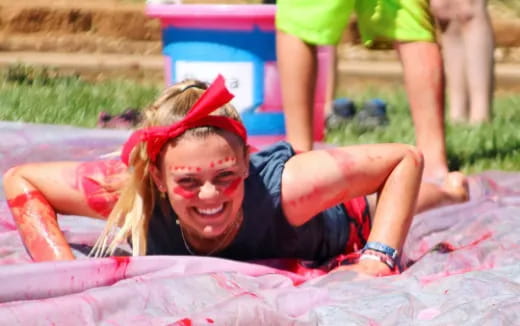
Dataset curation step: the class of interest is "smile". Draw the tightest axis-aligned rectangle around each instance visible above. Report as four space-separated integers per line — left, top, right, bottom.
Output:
195 204 224 216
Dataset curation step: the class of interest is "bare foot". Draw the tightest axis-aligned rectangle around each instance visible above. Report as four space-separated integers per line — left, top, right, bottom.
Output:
415 172 470 214
441 171 470 204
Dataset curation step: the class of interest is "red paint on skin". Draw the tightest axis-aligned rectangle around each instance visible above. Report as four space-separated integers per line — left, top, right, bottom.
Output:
223 177 242 196
7 191 70 261
7 191 46 209
74 160 126 217
206 318 214 324
173 186 197 200
170 166 203 172
289 184 330 209
325 148 357 180
210 162 215 168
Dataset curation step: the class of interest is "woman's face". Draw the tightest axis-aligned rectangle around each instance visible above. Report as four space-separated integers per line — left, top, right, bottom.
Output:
154 132 248 239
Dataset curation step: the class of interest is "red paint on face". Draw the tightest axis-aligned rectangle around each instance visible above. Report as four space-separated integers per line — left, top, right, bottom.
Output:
74 160 125 217
173 186 197 200
206 318 214 324
223 177 242 196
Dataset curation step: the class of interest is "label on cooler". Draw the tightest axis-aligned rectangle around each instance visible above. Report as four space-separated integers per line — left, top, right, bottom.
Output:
175 61 254 113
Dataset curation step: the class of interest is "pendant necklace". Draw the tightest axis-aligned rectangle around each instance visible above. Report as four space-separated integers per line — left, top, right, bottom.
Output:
178 211 243 256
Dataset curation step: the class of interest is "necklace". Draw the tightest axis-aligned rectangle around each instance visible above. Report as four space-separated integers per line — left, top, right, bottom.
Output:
178 211 243 256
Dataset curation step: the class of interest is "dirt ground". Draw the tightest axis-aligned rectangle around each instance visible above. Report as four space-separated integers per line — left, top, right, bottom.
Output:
1 0 520 89
1 0 520 54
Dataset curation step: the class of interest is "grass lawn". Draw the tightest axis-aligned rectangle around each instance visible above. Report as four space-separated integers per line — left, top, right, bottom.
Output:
328 86 520 174
1 66 519 174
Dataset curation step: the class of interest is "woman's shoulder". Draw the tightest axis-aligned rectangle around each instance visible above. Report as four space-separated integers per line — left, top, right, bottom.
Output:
244 141 296 208
248 141 296 173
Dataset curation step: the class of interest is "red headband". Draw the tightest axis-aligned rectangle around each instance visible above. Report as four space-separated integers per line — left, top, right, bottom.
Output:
121 75 247 165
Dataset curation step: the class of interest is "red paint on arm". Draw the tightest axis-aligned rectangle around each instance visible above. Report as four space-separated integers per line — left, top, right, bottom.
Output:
74 160 126 217
7 191 74 261
325 148 356 179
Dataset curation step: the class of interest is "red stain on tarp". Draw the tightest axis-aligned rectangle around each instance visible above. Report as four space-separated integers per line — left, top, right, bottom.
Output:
434 231 493 253
173 318 192 326
112 256 130 269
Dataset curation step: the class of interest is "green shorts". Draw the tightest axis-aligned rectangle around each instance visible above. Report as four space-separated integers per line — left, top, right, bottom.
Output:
275 0 436 48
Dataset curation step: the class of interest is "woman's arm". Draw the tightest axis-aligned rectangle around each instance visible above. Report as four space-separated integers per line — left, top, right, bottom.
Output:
3 160 127 261
281 143 424 274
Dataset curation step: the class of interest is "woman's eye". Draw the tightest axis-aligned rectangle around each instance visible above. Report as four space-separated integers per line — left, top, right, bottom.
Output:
177 178 199 188
214 173 237 185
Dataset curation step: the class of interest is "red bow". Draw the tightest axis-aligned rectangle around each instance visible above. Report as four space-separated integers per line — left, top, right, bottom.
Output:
121 75 247 165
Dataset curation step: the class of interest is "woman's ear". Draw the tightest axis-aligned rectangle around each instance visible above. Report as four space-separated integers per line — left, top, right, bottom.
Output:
149 164 166 192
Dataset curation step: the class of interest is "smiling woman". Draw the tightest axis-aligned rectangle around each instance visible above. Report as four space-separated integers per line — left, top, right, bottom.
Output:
3 75 469 277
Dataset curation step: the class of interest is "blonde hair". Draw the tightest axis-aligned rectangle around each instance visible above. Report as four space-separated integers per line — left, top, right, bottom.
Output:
91 79 244 257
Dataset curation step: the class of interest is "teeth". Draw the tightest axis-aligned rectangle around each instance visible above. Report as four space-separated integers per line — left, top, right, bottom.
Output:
196 205 224 215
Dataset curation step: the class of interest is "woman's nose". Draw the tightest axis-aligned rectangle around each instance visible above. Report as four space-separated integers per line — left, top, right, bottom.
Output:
198 182 219 200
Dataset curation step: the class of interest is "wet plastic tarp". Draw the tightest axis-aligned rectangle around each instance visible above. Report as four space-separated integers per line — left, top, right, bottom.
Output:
1 121 519 325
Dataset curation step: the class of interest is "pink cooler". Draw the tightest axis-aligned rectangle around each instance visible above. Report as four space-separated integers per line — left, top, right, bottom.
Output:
147 4 332 144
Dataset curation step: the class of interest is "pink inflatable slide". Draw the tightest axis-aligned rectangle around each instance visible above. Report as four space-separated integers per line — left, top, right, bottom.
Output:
1 121 519 325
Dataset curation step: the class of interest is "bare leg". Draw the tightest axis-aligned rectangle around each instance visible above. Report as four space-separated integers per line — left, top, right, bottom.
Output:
367 171 469 219
276 30 317 151
394 41 449 180
463 0 494 124
438 18 469 123
324 48 338 117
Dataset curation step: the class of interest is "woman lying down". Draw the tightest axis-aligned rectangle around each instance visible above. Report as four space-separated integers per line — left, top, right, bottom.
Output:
3 76 468 276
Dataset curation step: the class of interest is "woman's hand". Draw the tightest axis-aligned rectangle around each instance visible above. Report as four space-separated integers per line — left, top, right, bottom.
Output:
333 258 395 277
